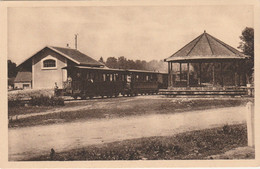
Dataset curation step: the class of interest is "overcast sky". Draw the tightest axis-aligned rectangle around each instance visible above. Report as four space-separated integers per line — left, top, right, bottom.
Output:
8 5 253 65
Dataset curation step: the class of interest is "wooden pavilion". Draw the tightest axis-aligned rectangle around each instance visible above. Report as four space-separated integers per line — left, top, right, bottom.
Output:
163 31 249 96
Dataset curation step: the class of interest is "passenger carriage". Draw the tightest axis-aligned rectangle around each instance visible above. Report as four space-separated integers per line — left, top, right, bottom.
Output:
57 66 167 99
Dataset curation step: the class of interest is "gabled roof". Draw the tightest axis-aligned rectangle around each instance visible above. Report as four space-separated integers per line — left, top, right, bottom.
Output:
165 31 249 62
49 46 104 66
18 46 104 67
14 71 32 82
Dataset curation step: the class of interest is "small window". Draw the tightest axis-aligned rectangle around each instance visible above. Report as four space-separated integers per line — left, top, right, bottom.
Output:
23 84 30 89
43 59 56 68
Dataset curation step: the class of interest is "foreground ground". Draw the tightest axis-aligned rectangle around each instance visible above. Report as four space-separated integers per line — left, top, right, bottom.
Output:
8 95 254 161
9 105 248 161
8 95 253 128
28 124 253 160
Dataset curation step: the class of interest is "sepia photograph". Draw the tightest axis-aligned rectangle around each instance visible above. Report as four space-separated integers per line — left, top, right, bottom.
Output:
1 0 259 167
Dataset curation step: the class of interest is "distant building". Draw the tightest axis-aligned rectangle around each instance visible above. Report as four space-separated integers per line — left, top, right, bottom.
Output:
15 46 104 89
14 72 32 89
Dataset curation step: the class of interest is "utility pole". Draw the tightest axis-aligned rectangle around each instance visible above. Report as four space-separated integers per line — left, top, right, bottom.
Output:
75 34 78 50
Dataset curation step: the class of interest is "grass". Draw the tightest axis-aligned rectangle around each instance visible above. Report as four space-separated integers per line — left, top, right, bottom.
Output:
8 97 253 128
8 106 55 116
28 124 251 161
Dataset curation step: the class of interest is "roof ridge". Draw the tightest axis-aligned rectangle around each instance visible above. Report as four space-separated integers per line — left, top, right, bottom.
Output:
187 33 204 56
165 33 204 61
206 33 241 56
205 33 214 55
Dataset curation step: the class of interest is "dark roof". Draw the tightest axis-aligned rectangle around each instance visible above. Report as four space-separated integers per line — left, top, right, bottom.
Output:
49 46 104 66
18 46 104 67
63 65 162 74
165 31 249 62
14 71 32 82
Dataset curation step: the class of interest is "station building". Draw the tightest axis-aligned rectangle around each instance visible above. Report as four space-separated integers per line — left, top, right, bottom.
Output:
14 46 104 89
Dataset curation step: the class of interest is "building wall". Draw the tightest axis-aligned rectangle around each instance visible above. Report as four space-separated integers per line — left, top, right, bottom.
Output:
32 48 67 89
14 82 31 89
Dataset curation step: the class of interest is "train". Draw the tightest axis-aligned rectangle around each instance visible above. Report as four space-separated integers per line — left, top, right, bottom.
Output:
55 66 168 99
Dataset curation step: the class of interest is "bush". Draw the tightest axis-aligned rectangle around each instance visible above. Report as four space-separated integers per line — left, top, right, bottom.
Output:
8 89 54 101
8 99 24 108
30 95 64 106
8 95 64 108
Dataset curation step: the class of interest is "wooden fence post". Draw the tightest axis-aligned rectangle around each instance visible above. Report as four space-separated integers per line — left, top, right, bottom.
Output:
246 102 254 147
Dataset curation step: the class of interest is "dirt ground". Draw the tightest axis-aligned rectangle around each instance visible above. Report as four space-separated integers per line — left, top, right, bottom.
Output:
8 95 254 161
8 95 253 128
28 124 251 161
9 105 247 161
207 146 255 159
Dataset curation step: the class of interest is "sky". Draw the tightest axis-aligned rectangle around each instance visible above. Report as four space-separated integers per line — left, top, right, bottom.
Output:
8 5 253 65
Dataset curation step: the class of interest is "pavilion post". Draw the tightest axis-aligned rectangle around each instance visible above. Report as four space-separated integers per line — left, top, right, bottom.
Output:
243 59 247 86
179 63 182 81
220 62 223 87
171 62 174 86
233 65 236 86
238 61 241 86
168 62 170 73
212 63 215 86
168 62 171 87
199 62 202 86
187 62 190 87
234 61 238 86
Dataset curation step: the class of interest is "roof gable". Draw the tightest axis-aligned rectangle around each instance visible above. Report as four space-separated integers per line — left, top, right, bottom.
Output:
165 31 249 62
18 46 104 67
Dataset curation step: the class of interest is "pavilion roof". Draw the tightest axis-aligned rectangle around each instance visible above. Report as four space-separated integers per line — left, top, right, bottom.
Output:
165 31 249 62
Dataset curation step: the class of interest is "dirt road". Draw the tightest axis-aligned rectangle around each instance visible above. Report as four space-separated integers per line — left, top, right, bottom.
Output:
9 105 247 161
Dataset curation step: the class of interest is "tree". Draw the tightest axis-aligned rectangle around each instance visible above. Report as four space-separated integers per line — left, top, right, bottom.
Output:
135 60 145 70
238 27 254 83
118 56 127 69
106 57 118 69
8 60 17 78
127 59 136 69
98 57 105 64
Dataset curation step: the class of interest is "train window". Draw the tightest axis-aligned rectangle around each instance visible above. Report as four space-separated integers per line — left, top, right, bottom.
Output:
136 75 139 81
106 74 110 81
90 73 94 80
77 72 81 78
115 74 118 81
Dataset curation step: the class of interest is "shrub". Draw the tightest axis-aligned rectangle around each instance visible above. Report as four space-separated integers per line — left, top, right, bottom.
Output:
30 95 64 106
8 99 24 108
